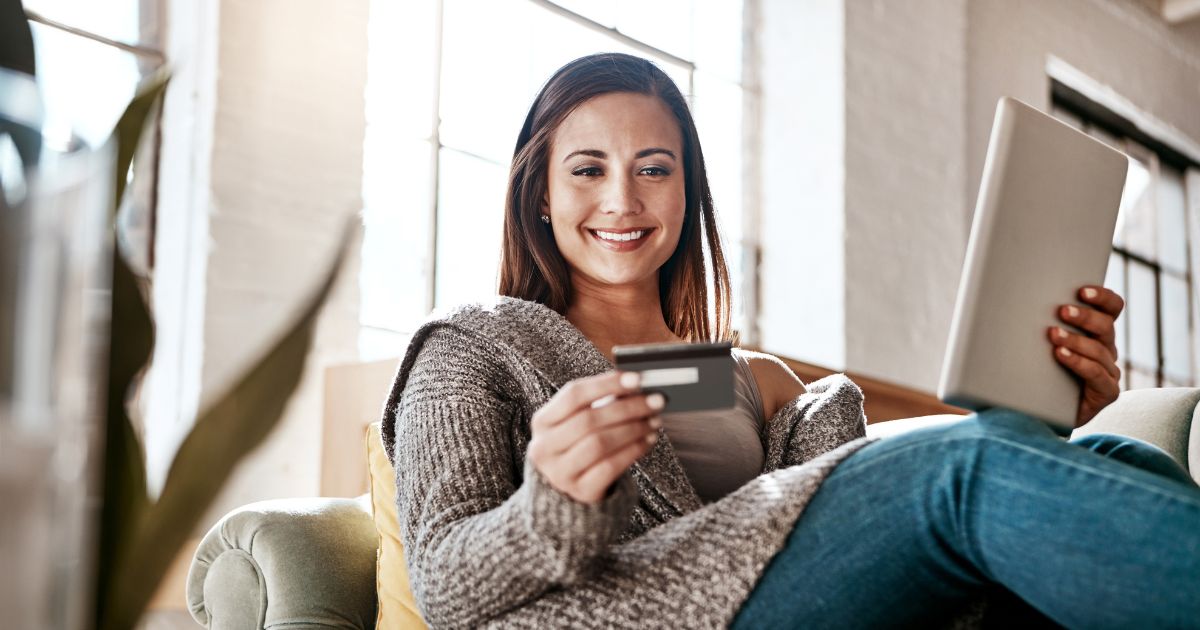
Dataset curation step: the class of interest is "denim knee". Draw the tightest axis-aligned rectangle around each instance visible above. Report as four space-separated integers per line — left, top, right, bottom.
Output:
1071 433 1194 486
950 407 1062 442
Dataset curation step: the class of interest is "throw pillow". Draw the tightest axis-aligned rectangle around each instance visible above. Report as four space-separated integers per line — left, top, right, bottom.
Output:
366 422 427 629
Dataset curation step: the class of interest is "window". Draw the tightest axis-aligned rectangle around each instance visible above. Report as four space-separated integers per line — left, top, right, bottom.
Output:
360 0 748 358
1051 82 1198 389
23 0 165 274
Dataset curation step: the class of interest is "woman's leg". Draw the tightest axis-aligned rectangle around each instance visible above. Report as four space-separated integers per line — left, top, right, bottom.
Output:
1070 432 1194 485
730 408 1200 630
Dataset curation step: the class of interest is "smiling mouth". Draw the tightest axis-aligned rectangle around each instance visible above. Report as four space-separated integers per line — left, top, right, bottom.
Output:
588 227 655 243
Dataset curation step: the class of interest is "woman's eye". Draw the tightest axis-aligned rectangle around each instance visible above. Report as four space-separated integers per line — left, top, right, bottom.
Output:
640 166 670 176
572 166 602 177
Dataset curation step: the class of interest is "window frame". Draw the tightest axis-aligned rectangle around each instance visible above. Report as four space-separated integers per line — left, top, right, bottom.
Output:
359 0 755 354
1051 78 1199 388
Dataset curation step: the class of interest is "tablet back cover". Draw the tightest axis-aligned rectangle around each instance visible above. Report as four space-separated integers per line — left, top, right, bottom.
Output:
938 97 1128 432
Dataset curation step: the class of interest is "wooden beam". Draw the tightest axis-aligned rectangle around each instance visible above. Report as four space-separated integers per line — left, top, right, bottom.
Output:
745 345 970 424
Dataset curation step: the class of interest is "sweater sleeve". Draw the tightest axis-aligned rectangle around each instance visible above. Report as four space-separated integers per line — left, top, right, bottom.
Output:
762 373 868 473
391 325 639 628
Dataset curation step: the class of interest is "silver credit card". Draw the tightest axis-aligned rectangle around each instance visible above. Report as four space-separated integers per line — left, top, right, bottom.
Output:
613 341 735 413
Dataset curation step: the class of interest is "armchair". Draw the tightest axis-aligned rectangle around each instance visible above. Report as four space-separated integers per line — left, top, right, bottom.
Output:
186 387 1200 629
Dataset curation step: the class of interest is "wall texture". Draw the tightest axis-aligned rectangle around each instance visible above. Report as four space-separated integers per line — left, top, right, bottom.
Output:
758 0 847 370
191 0 368 531
758 0 1200 393
842 0 968 390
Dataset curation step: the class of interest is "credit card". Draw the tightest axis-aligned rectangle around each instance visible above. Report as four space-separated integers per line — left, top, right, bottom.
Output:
612 341 735 413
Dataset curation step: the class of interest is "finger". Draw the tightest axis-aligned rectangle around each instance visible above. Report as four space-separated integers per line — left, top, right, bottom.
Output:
532 370 642 431
558 417 659 483
1078 286 1125 319
573 430 658 503
1058 303 1116 355
540 392 665 456
1053 344 1120 398
1047 326 1119 379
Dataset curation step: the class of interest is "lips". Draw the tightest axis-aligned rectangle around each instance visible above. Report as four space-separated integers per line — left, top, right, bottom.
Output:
588 227 654 251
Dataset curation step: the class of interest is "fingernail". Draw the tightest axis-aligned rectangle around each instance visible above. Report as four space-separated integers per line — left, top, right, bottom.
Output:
1060 347 1072 357
1082 287 1098 300
1066 305 1079 318
1056 327 1068 340
649 416 662 429
645 433 658 445
647 393 665 410
620 372 640 388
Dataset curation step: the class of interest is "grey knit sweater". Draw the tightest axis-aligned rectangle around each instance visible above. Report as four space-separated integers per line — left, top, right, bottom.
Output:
381 295 877 629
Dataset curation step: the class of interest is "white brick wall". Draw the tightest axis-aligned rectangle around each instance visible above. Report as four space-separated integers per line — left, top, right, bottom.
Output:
759 0 1200 393
189 0 368 531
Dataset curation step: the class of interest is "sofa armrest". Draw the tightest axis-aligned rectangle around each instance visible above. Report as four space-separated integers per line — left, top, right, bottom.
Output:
1072 387 1200 483
867 388 1199 484
188 496 379 630
865 413 968 440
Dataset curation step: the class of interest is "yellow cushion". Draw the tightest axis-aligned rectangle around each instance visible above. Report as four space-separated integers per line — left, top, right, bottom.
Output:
366 422 428 629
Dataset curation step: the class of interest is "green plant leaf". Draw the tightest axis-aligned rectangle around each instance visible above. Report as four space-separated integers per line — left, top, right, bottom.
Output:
94 248 155 630
112 68 169 212
0 0 41 166
99 216 357 630
94 71 169 630
0 0 36 76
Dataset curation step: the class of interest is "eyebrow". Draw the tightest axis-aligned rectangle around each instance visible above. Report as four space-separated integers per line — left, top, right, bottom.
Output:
562 147 677 163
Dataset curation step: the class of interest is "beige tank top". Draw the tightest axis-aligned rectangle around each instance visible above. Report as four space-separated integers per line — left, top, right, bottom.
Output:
660 350 766 504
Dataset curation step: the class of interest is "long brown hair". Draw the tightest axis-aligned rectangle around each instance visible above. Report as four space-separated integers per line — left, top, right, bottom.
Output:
497 52 736 344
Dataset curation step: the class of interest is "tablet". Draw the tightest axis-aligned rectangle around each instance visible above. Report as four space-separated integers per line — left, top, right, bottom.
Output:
937 97 1129 434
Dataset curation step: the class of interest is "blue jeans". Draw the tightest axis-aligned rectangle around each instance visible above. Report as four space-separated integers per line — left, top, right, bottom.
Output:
730 408 1200 629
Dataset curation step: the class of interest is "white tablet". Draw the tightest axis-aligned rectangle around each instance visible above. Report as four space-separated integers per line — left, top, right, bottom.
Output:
937 97 1129 434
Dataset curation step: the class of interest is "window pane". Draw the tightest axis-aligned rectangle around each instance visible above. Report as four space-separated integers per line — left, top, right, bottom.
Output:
358 326 412 362
1104 252 1127 370
1114 143 1157 260
24 0 141 45
1157 165 1188 275
367 0 439 141
1161 273 1192 384
692 70 743 320
528 5 692 99
615 0 695 62
1126 259 1158 372
435 148 508 309
439 0 537 164
547 0 618 27
360 140 434 332
693 0 743 83
439 0 691 164
30 22 141 147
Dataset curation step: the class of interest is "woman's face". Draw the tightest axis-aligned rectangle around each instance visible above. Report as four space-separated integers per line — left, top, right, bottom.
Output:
544 91 686 291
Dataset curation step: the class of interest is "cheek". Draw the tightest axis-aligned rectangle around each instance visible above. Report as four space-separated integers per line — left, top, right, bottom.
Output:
545 176 594 214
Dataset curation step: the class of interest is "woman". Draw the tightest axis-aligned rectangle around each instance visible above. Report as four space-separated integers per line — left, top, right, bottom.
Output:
381 53 1200 628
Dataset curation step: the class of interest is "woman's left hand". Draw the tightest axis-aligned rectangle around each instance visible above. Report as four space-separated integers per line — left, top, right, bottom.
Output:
1047 286 1125 428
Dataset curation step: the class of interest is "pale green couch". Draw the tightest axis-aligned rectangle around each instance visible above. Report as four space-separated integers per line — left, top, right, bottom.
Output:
186 387 1200 629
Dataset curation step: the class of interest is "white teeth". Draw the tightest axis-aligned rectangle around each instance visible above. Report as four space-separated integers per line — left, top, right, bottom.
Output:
595 229 645 242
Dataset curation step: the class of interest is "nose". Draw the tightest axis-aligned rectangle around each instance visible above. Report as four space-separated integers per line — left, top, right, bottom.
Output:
601 170 643 217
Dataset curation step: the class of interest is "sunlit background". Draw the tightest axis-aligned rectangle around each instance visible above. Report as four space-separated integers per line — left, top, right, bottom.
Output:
16 1 1200 623
360 0 748 359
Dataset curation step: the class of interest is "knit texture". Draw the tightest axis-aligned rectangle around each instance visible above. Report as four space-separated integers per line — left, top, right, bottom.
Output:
380 296 876 628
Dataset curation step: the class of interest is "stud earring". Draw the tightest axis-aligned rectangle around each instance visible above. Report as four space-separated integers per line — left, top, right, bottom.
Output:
540 214 550 224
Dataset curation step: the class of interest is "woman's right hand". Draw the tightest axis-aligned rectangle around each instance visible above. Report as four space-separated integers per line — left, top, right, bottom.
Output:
527 371 664 505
